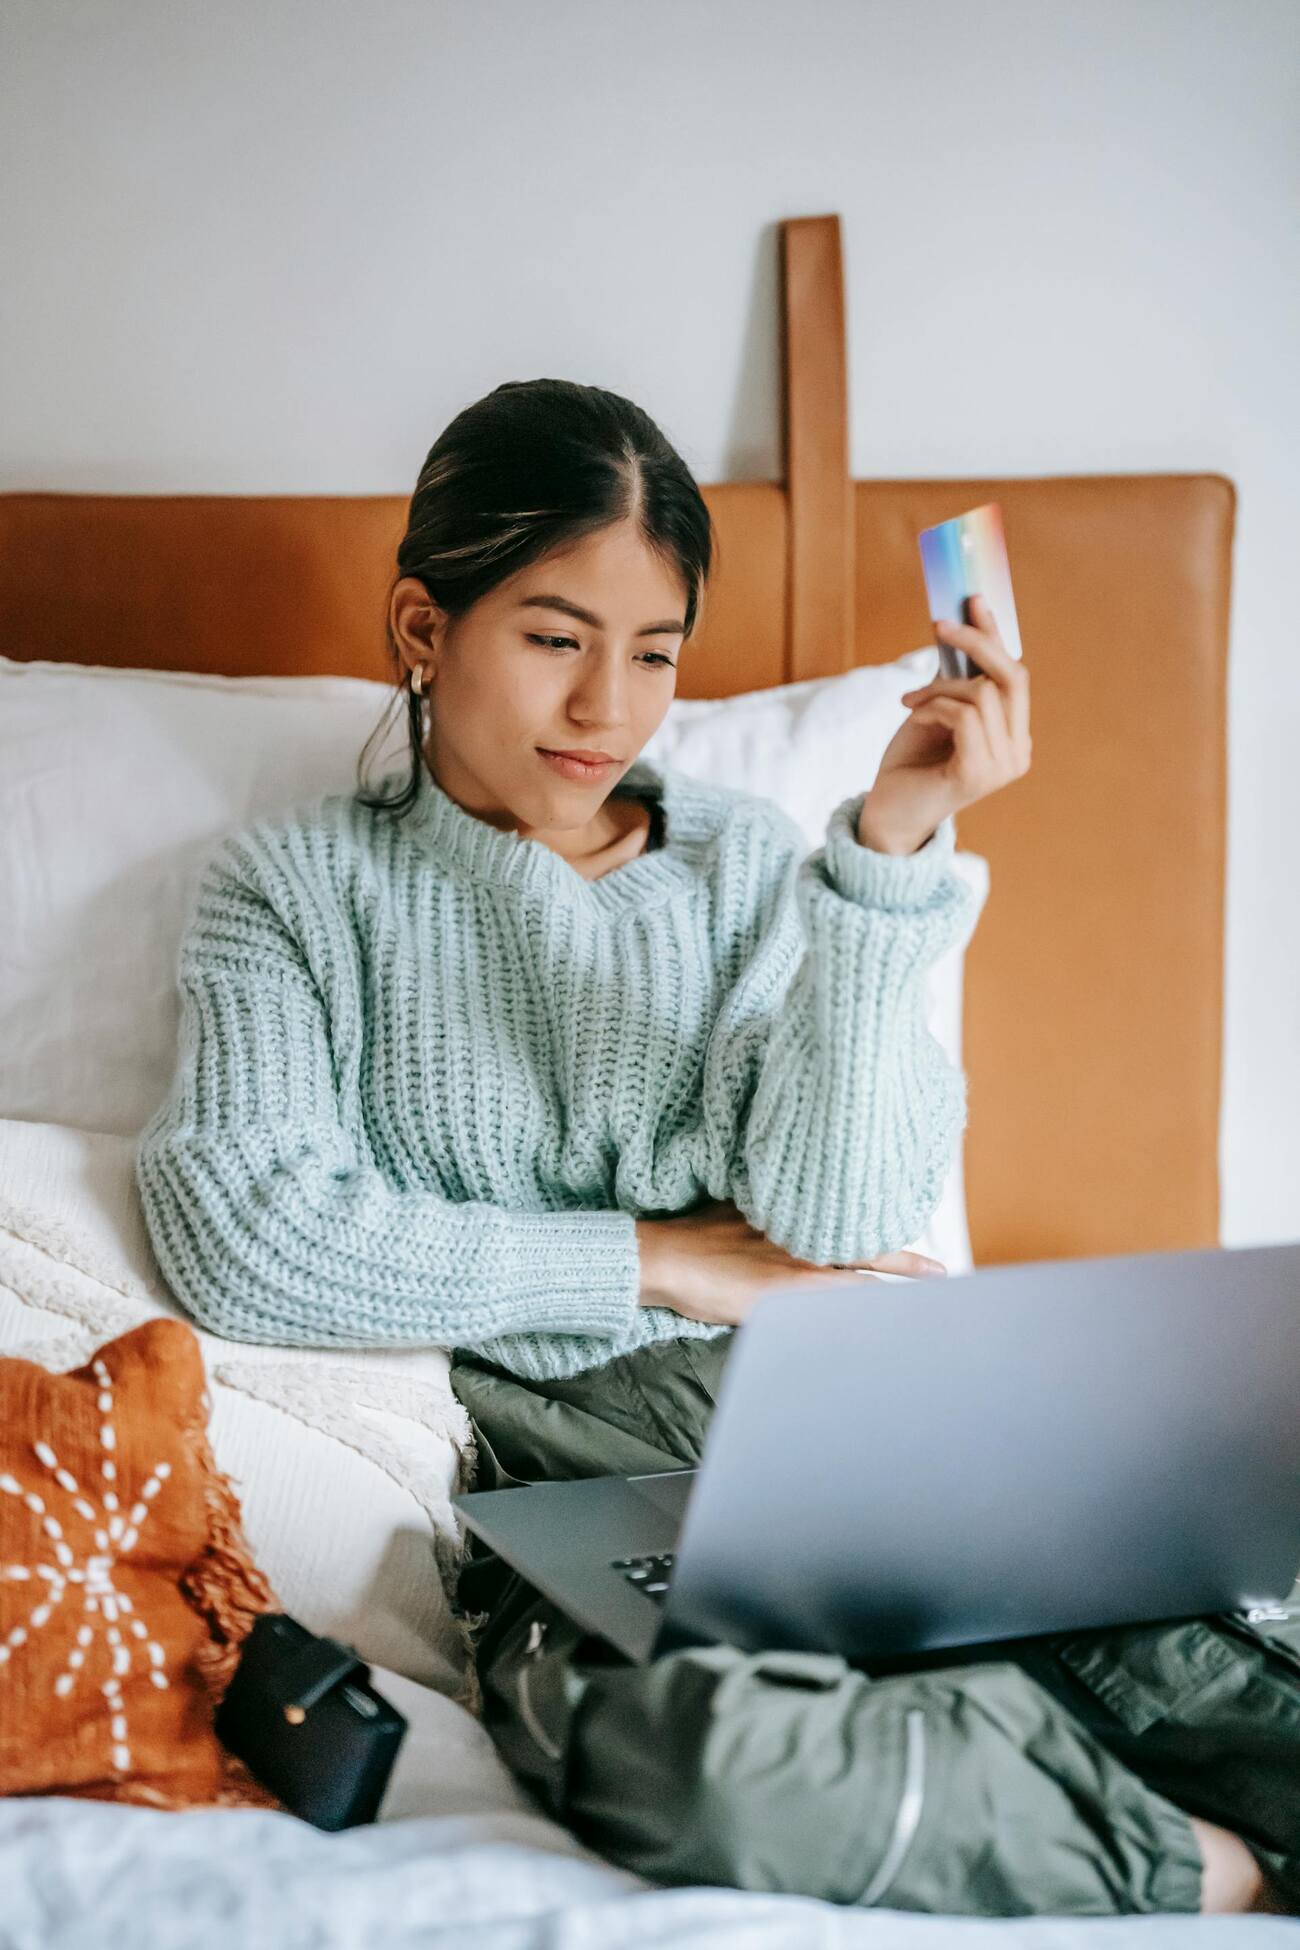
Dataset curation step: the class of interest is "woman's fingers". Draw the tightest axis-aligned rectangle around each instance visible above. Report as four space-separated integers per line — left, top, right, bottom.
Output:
928 593 1031 752
935 593 1012 674
863 1249 947 1277
973 671 1019 776
908 674 1014 770
970 594 1030 750
912 693 1029 787
823 1250 946 1277
910 695 996 785
905 631 1031 787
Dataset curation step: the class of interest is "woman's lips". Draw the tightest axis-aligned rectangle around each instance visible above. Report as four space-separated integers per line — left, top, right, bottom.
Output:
537 749 618 780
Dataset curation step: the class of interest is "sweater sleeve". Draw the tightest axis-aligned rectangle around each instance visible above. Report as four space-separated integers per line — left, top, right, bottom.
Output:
134 842 643 1351
701 791 979 1267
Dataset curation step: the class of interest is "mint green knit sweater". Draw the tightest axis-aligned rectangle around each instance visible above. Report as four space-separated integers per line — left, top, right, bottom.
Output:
134 755 976 1382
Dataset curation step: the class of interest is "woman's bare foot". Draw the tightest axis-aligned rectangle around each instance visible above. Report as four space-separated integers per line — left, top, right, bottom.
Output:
1189 1817 1290 1913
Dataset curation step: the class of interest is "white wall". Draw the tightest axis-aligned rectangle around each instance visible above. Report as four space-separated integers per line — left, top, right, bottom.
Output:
3 0 1296 1246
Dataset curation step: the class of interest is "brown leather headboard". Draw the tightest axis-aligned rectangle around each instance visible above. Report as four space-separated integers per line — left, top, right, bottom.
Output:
0 216 1232 1270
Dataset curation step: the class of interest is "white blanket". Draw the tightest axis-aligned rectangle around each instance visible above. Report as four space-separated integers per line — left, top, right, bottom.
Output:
2 1676 1295 1950
4 1797 1296 1949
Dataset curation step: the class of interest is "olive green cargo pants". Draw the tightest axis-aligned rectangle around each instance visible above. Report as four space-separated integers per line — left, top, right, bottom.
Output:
450 1331 1300 1916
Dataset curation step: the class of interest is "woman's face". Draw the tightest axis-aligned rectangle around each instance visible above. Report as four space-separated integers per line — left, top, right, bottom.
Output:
388 517 688 856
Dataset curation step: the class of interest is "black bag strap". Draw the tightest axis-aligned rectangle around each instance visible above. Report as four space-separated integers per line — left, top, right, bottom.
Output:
273 1633 368 1714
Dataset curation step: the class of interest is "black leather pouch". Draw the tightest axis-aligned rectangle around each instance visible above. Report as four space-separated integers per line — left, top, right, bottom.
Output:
215 1612 408 1830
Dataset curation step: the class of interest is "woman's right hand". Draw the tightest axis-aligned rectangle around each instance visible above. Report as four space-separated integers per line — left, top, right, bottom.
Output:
635 1199 947 1329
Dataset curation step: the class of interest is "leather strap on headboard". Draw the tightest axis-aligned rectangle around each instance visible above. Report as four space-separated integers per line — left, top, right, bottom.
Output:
781 215 854 680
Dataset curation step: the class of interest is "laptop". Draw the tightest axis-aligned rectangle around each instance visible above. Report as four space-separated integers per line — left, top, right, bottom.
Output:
453 1238 1300 1667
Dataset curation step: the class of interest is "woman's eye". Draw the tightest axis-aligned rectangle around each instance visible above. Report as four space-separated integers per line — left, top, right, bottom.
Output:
526 633 675 669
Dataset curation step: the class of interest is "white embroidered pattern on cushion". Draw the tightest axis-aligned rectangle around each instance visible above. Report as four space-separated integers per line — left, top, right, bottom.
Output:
0 1120 477 1701
1 1352 173 1776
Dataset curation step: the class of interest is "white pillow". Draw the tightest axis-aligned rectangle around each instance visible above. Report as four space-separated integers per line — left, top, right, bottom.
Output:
0 657 403 1140
0 1116 471 1696
0 649 986 1270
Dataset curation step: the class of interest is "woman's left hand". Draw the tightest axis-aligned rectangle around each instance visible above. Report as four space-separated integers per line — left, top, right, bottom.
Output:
857 593 1033 855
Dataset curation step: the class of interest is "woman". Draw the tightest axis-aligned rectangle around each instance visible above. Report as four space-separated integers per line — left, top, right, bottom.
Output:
136 378 1296 1916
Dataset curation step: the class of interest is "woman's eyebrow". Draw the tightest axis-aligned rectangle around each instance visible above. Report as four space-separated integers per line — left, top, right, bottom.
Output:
517 595 685 636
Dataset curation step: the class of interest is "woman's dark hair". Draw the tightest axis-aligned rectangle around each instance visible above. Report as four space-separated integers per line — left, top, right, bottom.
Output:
355 378 717 815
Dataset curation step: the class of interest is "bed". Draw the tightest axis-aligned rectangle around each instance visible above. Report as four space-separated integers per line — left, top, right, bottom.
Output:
0 214 1264 1945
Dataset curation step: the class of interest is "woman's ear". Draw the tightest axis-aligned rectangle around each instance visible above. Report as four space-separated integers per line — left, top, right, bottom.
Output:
389 576 446 672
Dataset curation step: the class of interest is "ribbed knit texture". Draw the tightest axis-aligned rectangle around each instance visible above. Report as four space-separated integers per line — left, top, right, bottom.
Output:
135 755 977 1382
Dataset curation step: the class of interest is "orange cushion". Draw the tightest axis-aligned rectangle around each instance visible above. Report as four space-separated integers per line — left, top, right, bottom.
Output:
0 1316 282 1809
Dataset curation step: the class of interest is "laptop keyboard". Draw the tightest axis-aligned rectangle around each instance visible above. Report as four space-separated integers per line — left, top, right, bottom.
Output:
611 1551 676 1602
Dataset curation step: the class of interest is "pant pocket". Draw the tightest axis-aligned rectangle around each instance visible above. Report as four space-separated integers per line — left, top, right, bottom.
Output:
478 1595 604 1812
1041 1614 1300 1896
1049 1617 1248 1737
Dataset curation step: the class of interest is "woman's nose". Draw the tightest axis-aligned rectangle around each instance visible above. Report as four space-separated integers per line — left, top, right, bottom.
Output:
569 667 627 724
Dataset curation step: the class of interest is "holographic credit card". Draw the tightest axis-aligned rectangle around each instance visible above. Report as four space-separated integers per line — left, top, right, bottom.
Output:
917 502 1023 680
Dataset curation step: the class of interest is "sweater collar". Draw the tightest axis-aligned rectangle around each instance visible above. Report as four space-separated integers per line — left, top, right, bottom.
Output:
392 752 700 914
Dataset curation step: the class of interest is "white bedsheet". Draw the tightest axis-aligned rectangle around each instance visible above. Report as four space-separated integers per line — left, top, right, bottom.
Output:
4 1798 1297 1950
3 1674 1295 1950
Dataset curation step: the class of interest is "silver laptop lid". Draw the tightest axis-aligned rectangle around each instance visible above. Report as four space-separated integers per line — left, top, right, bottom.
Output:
661 1239 1300 1660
